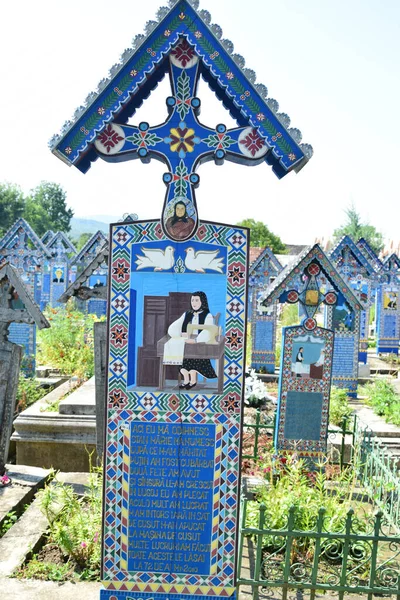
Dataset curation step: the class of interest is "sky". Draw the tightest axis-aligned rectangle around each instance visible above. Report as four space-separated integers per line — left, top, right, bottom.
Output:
1 0 399 246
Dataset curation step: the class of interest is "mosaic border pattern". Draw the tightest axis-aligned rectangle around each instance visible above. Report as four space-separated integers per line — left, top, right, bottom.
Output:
276 325 334 454
102 219 248 595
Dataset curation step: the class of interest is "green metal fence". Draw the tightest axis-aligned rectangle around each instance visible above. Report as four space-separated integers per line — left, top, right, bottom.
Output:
355 419 400 533
242 409 357 468
237 501 400 600
239 410 400 597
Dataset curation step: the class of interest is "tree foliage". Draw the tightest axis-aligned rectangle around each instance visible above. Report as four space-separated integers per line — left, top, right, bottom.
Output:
0 183 25 236
236 219 286 253
28 182 74 235
333 206 384 254
74 232 92 252
0 181 74 238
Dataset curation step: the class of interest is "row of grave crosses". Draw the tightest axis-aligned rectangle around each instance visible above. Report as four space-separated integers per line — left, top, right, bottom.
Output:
0 219 110 374
0 218 109 309
254 236 400 397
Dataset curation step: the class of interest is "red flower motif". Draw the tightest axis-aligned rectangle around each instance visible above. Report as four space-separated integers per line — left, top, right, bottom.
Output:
171 39 195 68
240 128 265 157
168 124 196 155
97 124 124 154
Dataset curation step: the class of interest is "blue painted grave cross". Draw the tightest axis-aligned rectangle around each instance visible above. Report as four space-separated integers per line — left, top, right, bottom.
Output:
330 235 375 365
94 37 274 241
45 231 77 308
0 218 52 374
70 231 108 316
50 2 312 600
357 237 383 273
260 245 362 410
376 253 400 354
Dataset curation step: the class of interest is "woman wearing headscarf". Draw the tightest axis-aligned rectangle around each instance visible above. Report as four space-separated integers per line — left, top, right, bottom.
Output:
165 201 195 240
163 291 217 390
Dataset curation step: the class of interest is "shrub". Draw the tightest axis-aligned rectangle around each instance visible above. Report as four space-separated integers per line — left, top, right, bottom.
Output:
246 452 367 557
329 386 353 426
16 375 52 413
38 301 104 380
37 464 102 580
360 379 400 425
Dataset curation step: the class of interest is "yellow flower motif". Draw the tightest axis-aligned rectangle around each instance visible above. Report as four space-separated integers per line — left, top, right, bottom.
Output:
164 122 200 158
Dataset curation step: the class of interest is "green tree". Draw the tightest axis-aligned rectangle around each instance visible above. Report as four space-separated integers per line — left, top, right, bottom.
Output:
333 205 384 254
74 232 92 251
0 183 26 236
236 219 286 253
27 182 73 235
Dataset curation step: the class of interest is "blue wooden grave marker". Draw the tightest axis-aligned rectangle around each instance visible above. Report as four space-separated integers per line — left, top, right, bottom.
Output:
0 218 52 374
376 254 400 355
70 231 108 317
261 245 362 401
248 247 282 373
44 231 77 308
329 236 375 365
51 1 312 599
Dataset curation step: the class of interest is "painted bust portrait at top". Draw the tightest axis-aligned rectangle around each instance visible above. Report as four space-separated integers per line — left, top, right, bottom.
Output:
164 201 195 241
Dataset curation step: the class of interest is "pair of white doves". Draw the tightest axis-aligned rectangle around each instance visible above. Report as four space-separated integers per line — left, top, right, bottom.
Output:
135 246 224 273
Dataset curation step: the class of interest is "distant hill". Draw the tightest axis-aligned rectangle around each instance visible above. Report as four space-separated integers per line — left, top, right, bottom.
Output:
69 217 112 238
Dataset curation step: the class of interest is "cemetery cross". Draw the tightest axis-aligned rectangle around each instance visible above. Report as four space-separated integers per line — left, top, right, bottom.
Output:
94 38 269 241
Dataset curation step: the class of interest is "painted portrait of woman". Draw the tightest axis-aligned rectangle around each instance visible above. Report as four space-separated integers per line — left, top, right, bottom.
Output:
163 291 217 390
164 201 195 241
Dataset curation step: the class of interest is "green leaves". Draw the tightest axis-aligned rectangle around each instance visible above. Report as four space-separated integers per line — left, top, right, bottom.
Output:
126 132 162 148
203 133 236 149
176 71 191 120
174 159 189 197
236 218 286 253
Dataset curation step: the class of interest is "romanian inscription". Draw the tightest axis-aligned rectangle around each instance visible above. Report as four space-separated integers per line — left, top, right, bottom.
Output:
332 336 355 377
128 422 215 575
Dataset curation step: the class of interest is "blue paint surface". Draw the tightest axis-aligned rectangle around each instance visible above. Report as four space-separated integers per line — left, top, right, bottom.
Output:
128 422 215 575
127 252 227 387
383 314 397 337
284 391 323 441
332 336 355 377
254 321 273 352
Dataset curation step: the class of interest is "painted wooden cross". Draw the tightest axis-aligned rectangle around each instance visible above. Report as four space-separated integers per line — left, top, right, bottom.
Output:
94 38 268 242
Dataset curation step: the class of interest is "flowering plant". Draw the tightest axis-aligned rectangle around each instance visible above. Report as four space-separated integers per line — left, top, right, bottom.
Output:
244 369 271 408
0 474 11 486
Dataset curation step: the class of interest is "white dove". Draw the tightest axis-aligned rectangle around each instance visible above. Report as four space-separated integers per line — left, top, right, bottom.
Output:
135 246 175 271
184 247 224 273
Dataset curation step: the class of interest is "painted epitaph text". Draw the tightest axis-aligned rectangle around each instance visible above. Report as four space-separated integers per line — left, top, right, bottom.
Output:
100 219 248 600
